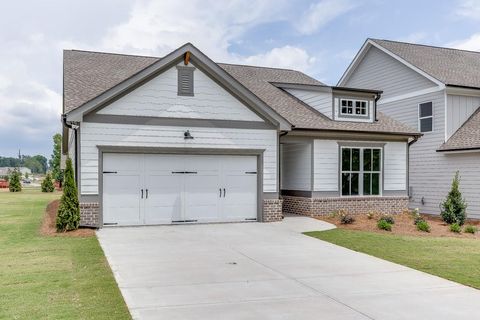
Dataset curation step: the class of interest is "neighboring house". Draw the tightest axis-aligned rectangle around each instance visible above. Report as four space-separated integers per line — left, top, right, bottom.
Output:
0 167 31 177
62 43 419 227
339 39 480 219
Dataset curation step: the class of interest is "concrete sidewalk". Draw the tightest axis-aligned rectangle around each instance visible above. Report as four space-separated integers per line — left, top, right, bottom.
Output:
97 217 480 319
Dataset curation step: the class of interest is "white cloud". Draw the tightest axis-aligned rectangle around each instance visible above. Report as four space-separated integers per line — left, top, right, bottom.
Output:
456 0 480 20
296 0 356 35
240 46 316 71
397 32 429 44
448 33 480 51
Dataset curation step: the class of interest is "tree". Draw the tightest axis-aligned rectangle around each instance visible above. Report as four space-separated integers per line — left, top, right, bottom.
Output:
49 133 63 186
441 171 467 225
41 172 55 192
8 169 22 192
32 155 48 173
25 172 29 180
56 158 80 231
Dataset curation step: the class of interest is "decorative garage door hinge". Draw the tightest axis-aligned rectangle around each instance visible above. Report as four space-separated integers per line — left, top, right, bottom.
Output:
245 171 257 174
103 171 117 174
171 171 198 174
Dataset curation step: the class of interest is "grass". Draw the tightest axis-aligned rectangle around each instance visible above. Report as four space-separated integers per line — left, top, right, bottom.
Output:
0 188 131 319
305 229 480 289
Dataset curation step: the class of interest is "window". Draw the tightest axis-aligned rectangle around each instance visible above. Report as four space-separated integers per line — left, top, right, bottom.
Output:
418 102 433 132
340 99 368 116
341 147 381 196
177 66 194 96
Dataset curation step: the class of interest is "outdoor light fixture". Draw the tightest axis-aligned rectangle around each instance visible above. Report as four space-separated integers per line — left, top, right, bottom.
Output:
184 130 194 140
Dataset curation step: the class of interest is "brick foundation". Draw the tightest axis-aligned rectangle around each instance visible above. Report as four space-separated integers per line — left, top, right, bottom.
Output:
80 202 100 227
282 196 409 217
263 199 284 222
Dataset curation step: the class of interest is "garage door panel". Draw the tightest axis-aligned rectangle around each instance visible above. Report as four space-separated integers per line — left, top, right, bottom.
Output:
184 174 220 222
144 174 183 224
103 174 142 225
223 172 257 221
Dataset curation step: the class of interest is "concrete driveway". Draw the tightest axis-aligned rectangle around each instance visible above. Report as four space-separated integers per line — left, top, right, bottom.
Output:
97 217 480 320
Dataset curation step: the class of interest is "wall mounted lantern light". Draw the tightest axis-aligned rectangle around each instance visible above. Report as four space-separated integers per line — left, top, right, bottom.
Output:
184 130 194 140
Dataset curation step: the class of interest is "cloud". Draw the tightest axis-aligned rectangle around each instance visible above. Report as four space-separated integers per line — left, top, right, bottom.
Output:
448 33 480 51
240 46 316 71
296 0 356 35
397 32 429 44
456 0 480 20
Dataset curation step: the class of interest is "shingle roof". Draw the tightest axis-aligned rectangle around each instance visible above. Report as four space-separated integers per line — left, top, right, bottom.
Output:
371 39 480 89
438 107 480 151
63 49 419 136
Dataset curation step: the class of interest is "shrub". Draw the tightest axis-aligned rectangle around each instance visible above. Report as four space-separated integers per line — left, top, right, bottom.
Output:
8 169 22 192
450 223 461 233
441 171 467 226
377 219 392 231
340 214 355 224
41 172 55 192
416 220 430 233
413 215 425 226
56 158 80 232
366 211 375 220
381 214 395 225
464 225 478 234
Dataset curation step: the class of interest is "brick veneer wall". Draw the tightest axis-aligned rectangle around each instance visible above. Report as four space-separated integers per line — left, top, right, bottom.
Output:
263 199 284 222
80 202 100 227
282 196 409 217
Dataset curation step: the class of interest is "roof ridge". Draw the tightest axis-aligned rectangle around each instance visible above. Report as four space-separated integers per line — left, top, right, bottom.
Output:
65 49 162 60
370 38 480 55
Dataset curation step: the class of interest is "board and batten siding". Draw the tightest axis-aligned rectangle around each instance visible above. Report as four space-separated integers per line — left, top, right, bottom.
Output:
97 63 263 122
384 142 407 191
280 143 312 191
446 94 480 139
378 90 480 218
80 122 277 194
313 140 338 191
285 89 333 118
343 46 437 100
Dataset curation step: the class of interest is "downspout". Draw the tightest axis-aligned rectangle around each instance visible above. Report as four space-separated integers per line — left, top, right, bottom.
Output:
61 114 79 185
373 93 381 122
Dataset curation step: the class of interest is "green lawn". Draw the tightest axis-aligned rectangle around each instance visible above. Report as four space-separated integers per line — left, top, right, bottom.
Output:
305 229 480 289
0 188 131 319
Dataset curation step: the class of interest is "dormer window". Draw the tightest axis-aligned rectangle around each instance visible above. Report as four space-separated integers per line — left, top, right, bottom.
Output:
177 66 194 96
340 99 368 116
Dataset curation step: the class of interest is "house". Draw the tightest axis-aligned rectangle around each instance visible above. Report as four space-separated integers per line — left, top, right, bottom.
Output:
0 167 32 177
62 43 420 227
339 39 480 219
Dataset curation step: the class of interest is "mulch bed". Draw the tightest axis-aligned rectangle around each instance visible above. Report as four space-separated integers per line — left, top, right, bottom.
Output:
318 212 480 239
40 200 95 237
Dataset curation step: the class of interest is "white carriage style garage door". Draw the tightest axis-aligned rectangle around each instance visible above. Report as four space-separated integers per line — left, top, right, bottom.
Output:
102 153 258 226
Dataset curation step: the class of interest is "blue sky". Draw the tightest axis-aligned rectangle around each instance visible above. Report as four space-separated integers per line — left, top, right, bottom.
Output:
1 0 480 158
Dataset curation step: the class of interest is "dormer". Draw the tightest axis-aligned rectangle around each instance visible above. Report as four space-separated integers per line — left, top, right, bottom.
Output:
272 82 381 123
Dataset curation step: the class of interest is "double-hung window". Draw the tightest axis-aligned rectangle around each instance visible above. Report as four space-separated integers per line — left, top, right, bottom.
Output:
418 102 433 132
340 99 368 116
341 147 381 196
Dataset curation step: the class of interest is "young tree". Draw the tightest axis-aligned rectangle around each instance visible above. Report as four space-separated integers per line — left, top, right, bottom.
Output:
441 171 467 225
49 133 64 186
8 169 22 192
56 158 80 231
41 172 55 192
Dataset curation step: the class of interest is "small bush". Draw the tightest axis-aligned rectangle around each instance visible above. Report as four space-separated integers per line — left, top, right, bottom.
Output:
464 225 478 234
41 172 55 192
450 223 461 233
441 171 467 226
366 211 375 220
8 169 22 192
56 158 80 232
413 215 425 226
416 220 430 232
377 219 392 231
340 215 355 224
381 215 395 225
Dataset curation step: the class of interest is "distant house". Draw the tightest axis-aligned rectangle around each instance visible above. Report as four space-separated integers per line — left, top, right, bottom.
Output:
0 167 31 177
339 38 480 219
62 43 419 228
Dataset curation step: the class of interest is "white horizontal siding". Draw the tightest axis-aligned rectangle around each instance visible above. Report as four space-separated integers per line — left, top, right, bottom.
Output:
80 122 277 194
285 89 333 118
378 90 480 218
98 63 263 122
313 140 338 191
384 142 407 190
446 94 480 139
344 46 437 100
280 143 311 191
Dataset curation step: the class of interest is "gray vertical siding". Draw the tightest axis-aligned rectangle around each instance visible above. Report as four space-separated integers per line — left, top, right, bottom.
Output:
446 94 480 139
343 47 437 99
378 91 480 218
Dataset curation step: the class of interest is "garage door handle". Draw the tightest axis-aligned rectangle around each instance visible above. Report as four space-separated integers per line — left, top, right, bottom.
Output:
146 189 148 199
223 188 226 197
141 189 143 199
219 188 222 197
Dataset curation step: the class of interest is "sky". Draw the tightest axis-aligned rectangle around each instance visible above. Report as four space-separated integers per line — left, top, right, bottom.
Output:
1 0 480 158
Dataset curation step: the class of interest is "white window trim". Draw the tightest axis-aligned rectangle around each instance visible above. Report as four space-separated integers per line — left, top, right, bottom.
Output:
418 101 434 133
339 98 369 117
340 146 383 197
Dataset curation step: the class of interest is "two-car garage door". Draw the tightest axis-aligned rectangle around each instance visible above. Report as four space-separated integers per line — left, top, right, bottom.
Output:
102 153 258 226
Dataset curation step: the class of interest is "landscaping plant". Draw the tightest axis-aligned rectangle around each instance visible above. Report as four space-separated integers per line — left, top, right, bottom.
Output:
41 172 55 192
366 211 375 220
416 220 430 233
441 171 467 226
450 223 461 233
8 169 22 192
377 218 392 231
56 158 80 232
381 214 395 225
340 214 355 224
464 225 478 234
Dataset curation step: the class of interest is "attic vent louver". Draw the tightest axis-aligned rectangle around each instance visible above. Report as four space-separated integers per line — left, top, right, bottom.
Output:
177 66 194 96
